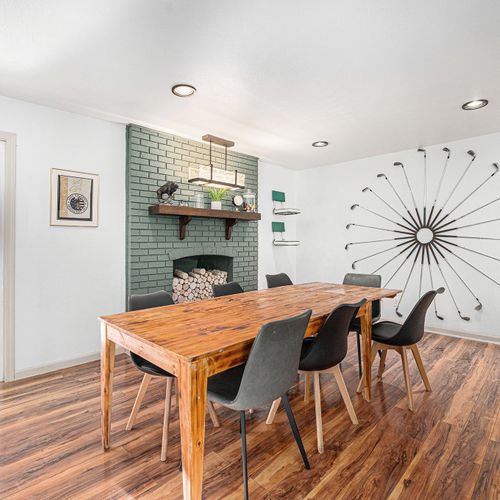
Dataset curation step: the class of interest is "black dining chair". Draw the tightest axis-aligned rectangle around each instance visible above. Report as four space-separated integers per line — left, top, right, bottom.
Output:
127 290 219 461
357 288 444 411
207 310 312 500
265 273 293 288
213 281 244 297
343 273 382 378
266 300 365 453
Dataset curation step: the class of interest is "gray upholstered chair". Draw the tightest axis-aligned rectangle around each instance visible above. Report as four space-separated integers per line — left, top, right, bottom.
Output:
127 290 219 461
213 281 244 297
207 309 312 500
266 300 365 453
343 273 382 378
358 288 444 411
265 272 293 288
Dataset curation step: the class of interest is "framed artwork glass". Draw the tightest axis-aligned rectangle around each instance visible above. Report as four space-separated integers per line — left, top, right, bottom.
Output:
50 169 99 226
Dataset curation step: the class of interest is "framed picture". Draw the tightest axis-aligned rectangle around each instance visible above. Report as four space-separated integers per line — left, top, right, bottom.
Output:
50 169 99 226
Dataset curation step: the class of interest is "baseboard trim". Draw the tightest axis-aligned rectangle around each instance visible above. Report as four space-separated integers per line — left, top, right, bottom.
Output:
14 346 126 380
426 327 500 345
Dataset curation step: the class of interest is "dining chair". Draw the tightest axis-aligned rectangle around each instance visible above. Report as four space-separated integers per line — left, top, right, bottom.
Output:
127 290 219 461
357 288 444 411
343 273 382 378
207 310 312 500
266 300 365 453
265 272 293 288
213 281 244 297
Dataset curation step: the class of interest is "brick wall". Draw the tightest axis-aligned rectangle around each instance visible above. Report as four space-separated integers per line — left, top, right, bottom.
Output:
126 125 259 300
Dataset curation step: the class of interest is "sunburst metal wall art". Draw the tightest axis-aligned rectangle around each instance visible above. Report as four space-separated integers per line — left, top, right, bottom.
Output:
346 148 500 321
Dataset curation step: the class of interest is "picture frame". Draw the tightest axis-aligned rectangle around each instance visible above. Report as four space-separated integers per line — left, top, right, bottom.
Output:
50 168 99 227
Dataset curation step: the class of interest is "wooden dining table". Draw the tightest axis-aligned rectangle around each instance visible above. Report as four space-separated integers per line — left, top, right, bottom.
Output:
99 282 399 499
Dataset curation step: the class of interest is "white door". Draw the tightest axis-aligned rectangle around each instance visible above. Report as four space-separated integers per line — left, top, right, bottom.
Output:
0 140 5 381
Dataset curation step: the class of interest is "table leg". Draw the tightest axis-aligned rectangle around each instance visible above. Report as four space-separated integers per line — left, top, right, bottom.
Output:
100 322 115 450
178 359 208 500
360 301 373 401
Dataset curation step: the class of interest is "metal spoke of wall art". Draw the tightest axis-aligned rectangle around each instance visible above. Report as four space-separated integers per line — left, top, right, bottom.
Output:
346 147 500 321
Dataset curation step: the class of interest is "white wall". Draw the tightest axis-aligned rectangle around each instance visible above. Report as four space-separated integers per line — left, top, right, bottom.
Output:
2 94 497 378
0 140 4 378
258 161 298 289
296 133 500 340
0 96 126 376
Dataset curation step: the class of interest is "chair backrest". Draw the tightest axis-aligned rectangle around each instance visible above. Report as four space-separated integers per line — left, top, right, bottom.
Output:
229 309 312 410
129 290 174 311
299 300 366 371
393 288 444 345
343 273 382 320
213 281 244 297
128 291 175 370
266 273 293 288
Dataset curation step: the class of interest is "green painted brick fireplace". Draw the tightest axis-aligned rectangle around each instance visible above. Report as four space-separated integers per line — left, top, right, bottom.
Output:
126 125 259 301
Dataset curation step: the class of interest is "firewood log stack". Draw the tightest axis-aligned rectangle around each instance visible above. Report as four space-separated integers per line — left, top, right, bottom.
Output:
172 268 228 303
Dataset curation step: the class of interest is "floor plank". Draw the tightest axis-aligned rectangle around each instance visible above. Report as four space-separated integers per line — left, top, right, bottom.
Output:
0 333 498 499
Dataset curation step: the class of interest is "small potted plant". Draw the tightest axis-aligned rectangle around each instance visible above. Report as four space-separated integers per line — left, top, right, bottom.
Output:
207 187 228 210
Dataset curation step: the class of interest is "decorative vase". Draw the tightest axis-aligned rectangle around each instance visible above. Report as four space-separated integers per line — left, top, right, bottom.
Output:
211 200 222 210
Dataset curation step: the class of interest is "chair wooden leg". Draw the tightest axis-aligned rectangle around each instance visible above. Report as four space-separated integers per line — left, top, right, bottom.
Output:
266 398 281 425
126 373 152 430
411 344 432 391
304 373 310 402
332 365 358 425
207 401 220 427
378 349 388 379
160 377 173 461
400 347 414 412
357 342 379 393
313 372 324 453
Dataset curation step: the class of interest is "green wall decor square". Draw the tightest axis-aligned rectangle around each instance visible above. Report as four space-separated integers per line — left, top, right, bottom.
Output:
272 221 286 233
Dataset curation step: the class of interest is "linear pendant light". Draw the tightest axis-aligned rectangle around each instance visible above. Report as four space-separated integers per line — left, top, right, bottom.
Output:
188 134 245 190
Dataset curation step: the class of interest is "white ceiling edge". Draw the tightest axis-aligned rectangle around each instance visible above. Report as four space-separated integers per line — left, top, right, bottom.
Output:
0 90 267 161
309 128 500 171
304 130 500 176
2 91 500 173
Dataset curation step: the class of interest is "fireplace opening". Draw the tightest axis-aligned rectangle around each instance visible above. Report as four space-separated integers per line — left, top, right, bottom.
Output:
172 255 233 303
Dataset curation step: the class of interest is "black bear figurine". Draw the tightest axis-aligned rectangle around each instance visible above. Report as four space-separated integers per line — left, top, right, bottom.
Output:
156 181 179 204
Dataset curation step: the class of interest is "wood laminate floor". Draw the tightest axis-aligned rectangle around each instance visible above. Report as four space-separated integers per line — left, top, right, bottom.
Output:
0 334 498 499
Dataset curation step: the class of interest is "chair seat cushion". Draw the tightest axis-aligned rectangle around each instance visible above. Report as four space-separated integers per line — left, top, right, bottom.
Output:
350 316 381 333
207 364 246 406
371 321 404 345
130 353 173 377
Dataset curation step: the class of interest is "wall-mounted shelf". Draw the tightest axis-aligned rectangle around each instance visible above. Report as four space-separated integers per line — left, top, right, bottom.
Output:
272 221 300 246
273 240 301 246
273 207 301 215
149 204 261 240
272 190 301 215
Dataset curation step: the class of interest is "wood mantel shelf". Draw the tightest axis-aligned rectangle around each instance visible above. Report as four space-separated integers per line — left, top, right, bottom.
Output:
149 204 261 240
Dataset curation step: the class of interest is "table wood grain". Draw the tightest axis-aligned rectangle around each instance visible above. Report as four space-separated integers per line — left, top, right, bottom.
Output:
99 282 400 499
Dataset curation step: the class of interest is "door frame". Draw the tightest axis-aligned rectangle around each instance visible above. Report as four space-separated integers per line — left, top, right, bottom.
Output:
0 131 16 381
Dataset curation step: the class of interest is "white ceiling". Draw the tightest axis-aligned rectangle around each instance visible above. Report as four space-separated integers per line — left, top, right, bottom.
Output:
1 0 500 169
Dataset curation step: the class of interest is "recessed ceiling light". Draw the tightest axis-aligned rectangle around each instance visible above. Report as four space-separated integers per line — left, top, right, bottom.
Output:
462 99 488 110
312 141 329 147
171 84 197 97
